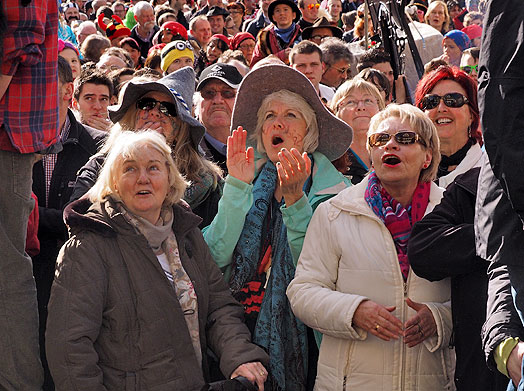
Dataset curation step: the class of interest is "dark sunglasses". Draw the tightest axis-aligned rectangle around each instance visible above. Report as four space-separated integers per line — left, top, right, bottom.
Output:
420 92 469 110
200 89 236 100
368 131 426 148
136 97 177 117
460 64 478 75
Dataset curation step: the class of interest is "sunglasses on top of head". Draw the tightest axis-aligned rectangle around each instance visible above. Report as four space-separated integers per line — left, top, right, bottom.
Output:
420 92 469 111
368 131 426 148
136 97 178 117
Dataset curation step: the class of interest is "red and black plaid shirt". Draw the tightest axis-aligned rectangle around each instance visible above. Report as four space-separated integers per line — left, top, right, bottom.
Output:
0 0 60 153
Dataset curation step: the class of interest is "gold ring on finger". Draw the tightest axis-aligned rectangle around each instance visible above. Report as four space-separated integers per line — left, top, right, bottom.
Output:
375 324 380 331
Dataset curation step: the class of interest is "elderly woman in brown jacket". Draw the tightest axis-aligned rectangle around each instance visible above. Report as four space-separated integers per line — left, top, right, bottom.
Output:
46 131 268 390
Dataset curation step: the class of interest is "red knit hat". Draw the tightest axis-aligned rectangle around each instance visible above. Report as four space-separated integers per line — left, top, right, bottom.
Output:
461 24 482 41
161 21 188 41
98 14 131 42
230 32 255 50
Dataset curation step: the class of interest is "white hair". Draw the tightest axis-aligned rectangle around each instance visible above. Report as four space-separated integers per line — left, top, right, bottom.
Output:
133 1 154 16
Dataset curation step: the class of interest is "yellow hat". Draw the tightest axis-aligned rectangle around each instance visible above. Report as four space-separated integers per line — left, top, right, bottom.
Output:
160 40 195 72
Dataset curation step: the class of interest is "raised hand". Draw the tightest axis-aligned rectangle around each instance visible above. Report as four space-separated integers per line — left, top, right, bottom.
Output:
353 299 404 341
276 148 311 207
227 126 255 184
403 298 437 348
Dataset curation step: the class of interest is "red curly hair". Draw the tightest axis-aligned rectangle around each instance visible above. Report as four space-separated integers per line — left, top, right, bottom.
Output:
415 65 482 145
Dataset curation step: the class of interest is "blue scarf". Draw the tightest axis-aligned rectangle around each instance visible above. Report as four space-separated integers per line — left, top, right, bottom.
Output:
274 23 297 44
229 161 308 391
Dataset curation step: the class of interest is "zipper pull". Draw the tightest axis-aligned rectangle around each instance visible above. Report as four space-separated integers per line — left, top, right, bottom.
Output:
403 282 408 297
343 375 347 391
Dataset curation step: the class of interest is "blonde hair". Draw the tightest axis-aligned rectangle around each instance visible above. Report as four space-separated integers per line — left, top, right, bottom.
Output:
87 130 189 206
330 78 385 115
102 77 222 183
250 90 319 158
367 104 441 183
425 1 450 33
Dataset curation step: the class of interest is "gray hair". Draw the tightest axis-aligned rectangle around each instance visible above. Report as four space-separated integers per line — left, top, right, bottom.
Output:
367 104 441 183
133 1 154 17
251 90 319 158
320 37 353 66
87 130 189 206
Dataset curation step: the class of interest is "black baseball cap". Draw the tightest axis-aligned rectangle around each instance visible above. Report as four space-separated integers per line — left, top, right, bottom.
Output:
197 63 243 91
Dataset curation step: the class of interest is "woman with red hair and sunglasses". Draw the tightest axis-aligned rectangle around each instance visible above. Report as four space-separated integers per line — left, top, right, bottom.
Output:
415 64 483 188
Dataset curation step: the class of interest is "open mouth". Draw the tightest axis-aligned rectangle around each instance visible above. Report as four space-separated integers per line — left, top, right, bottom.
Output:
272 135 284 146
436 118 452 125
382 155 401 165
137 190 151 195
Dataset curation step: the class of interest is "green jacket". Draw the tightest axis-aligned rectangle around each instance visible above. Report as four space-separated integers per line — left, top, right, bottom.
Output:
202 152 351 279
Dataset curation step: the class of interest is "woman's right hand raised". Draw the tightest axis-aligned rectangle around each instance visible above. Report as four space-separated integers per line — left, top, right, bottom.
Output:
352 300 404 341
227 126 255 184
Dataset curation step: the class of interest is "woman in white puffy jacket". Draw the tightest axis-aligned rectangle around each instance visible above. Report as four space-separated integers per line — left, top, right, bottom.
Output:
287 104 456 391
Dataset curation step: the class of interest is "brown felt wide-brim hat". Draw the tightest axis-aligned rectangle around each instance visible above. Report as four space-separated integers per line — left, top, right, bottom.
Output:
231 64 353 161
302 17 343 40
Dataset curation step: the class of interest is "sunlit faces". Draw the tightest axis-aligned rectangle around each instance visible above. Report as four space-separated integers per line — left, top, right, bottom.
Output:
322 59 350 88
59 48 81 79
424 79 472 149
114 146 170 224
206 39 225 62
74 83 111 123
369 117 432 187
122 43 140 67
135 7 156 32
135 91 178 144
208 15 226 35
166 57 194 74
261 100 308 163
191 19 212 46
97 55 128 74
272 4 296 29
238 38 256 63
291 52 324 89
336 89 380 134
327 0 342 22
427 4 445 31
442 37 462 66
300 0 320 22
372 62 394 90
460 53 478 82
199 80 236 138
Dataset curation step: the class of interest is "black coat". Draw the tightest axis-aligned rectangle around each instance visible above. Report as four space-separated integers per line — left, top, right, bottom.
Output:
477 0 524 223
408 168 508 391
32 110 105 292
482 263 524 372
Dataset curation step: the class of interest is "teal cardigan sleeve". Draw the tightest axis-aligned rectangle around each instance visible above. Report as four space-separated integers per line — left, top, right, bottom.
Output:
202 175 253 279
281 195 312 266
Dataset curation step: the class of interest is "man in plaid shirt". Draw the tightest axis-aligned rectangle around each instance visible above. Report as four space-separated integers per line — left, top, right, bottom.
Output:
0 0 59 389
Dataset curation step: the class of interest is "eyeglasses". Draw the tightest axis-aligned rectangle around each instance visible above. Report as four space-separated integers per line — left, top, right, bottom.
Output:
238 42 256 50
311 35 332 42
200 89 236 100
460 64 478 75
368 131 426 148
136 97 177 117
307 3 320 9
420 92 469 110
329 64 350 75
338 98 376 110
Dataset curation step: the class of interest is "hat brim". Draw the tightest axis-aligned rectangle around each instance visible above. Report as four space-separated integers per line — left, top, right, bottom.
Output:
268 0 301 24
231 64 353 161
109 78 205 148
302 24 343 40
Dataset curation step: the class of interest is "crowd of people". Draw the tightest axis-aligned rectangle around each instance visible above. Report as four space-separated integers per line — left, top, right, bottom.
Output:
3 0 524 390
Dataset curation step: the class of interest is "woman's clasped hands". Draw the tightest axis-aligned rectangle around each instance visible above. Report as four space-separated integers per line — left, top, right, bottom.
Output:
352 297 437 347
